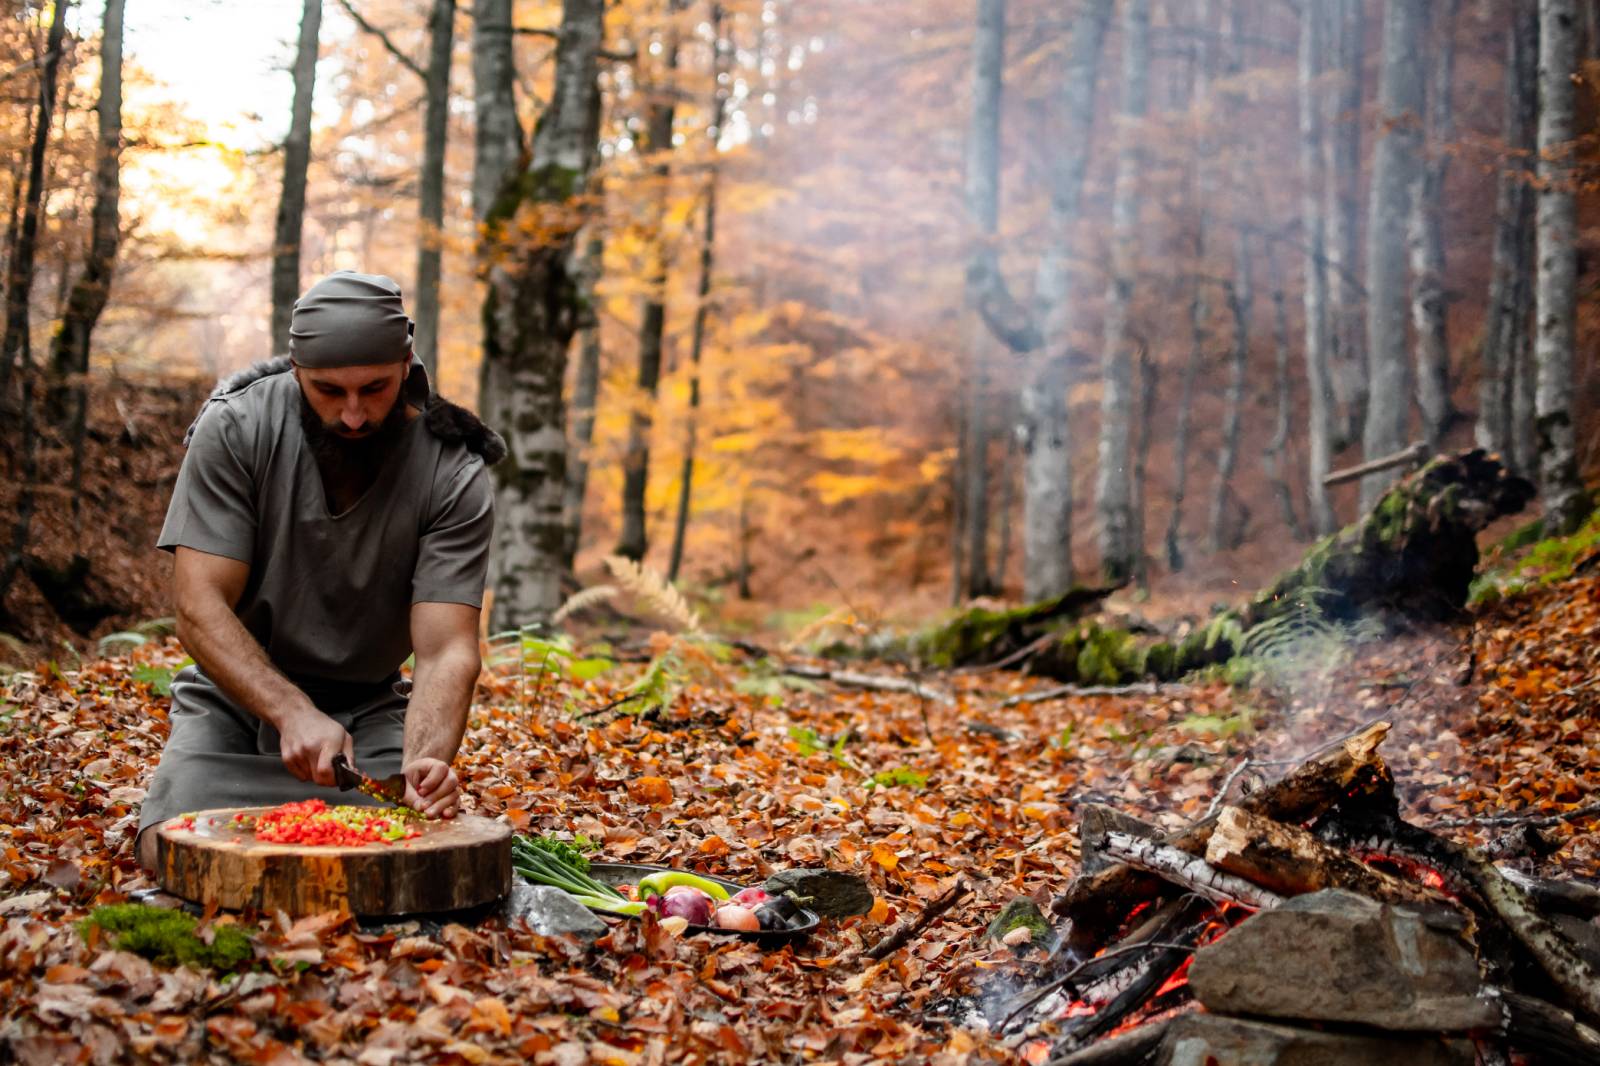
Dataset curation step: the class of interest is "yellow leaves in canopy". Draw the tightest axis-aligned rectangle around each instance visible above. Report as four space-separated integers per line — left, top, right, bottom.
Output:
811 427 904 466
807 471 899 506
918 448 956 484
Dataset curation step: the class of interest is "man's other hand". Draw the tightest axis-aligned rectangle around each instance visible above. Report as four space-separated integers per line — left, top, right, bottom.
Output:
403 758 459 819
278 706 354 786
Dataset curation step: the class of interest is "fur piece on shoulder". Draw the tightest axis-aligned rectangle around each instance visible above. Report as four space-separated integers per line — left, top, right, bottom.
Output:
213 356 293 399
181 355 507 464
182 357 292 445
425 394 508 465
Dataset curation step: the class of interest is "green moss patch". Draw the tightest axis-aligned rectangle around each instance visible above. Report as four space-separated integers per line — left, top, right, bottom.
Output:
1471 508 1600 606
79 904 254 970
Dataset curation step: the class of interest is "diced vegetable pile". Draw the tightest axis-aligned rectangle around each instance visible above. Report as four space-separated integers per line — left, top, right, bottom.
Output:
232 799 421 846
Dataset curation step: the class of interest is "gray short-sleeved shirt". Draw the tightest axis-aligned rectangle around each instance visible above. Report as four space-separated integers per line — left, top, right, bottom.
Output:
158 370 493 688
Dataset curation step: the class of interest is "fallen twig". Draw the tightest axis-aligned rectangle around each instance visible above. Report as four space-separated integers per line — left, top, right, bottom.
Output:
782 663 955 704
1430 802 1600 830
1001 682 1182 707
1323 440 1427 486
1202 758 1255 821
863 879 971 961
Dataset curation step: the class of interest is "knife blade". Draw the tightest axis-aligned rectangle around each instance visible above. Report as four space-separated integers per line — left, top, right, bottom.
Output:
331 753 407 807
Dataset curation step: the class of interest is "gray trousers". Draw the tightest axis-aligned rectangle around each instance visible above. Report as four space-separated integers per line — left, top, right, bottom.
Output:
136 665 407 847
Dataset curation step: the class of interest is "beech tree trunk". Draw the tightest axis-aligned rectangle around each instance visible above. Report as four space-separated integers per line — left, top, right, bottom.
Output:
1410 0 1459 450
412 0 455 378
271 0 323 355
0 0 69 611
482 0 604 629
1480 4 1539 469
563 232 603 570
471 0 522 444
1095 0 1150 584
960 0 1009 599
1361 0 1427 509
1020 0 1112 601
617 0 684 563
48 0 124 523
1298 0 1336 535
1535 0 1591 534
667 6 727 584
1264 266 1304 539
1324 0 1367 448
1164 0 1215 574
1209 244 1251 553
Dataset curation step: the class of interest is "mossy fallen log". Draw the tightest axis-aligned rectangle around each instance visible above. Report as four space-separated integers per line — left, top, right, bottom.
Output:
910 583 1123 668
918 450 1534 684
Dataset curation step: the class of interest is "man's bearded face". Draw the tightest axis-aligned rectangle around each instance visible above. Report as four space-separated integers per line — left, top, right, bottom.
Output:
293 361 410 473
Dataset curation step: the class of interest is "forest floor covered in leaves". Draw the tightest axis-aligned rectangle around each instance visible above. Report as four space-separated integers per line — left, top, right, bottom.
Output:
0 556 1597 1064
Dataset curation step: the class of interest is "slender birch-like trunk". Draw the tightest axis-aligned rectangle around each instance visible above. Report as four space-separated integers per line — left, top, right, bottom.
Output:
667 5 727 583
563 232 603 570
0 0 69 608
412 0 455 378
1298 1 1336 534
472 0 522 443
1480 2 1538 466
616 0 684 562
962 0 1007 598
1265 263 1304 540
1409 0 1459 449
1208 1 1253 553
482 0 604 629
1165 0 1214 573
1021 0 1113 600
48 0 124 524
1361 0 1427 508
1095 0 1151 584
271 0 323 355
1324 0 1366 448
1209 238 1251 552
1534 0 1591 533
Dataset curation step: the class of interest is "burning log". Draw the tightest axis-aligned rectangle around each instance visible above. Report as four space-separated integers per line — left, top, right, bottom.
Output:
1099 832 1284 910
1487 988 1600 1065
1204 805 1444 907
1053 722 1393 945
1319 813 1600 1029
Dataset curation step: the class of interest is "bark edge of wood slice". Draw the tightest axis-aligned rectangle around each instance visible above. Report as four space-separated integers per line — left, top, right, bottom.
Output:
155 807 512 917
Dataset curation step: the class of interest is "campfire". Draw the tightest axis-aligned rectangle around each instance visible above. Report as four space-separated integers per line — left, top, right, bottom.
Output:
977 723 1600 1065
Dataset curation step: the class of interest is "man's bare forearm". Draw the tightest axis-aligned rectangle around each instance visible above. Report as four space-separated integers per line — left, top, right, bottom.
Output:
176 594 311 729
403 642 480 765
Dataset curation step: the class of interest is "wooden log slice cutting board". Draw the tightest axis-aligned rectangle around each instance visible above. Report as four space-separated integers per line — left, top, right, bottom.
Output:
154 807 511 917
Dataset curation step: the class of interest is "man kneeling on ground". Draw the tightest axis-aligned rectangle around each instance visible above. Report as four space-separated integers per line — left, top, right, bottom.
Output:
136 270 505 870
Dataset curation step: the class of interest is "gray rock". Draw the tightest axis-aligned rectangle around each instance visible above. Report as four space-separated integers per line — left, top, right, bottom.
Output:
1188 889 1495 1032
505 883 608 942
763 869 873 917
1160 1015 1475 1066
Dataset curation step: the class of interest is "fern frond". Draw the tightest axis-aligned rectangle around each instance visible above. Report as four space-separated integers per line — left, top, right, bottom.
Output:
552 584 621 625
601 555 702 632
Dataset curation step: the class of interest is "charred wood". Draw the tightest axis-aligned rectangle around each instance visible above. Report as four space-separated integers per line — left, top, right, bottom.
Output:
1053 722 1392 945
1049 898 1210 1057
1319 813 1600 1028
1042 1018 1168 1066
1205 805 1444 907
1486 988 1600 1065
1100 832 1284 910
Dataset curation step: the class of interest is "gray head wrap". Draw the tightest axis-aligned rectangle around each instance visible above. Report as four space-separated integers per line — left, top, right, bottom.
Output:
289 270 429 404
289 271 415 367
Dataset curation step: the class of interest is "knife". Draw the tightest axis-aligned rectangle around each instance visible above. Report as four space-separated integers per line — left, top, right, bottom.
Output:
331 753 408 807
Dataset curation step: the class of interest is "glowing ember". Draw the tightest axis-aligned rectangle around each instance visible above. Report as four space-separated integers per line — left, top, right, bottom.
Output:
1153 956 1193 998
